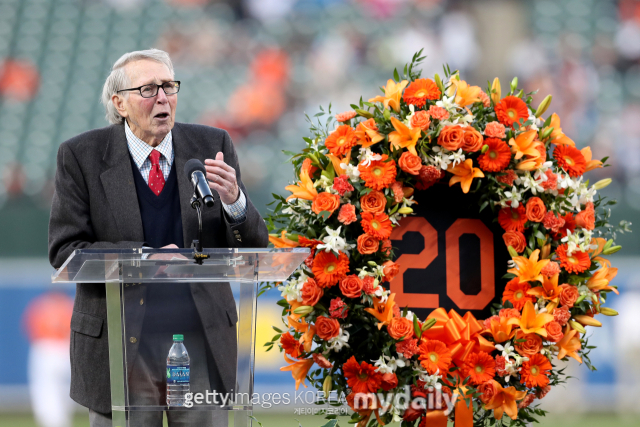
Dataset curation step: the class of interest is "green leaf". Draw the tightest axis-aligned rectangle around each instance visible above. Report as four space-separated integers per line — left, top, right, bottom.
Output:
393 68 400 82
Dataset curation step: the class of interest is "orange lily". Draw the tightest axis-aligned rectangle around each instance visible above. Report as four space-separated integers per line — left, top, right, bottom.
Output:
327 152 351 176
519 300 554 337
355 119 384 148
483 380 527 420
287 299 311 332
448 159 484 194
556 327 582 363
388 116 421 155
449 78 481 107
527 273 562 302
285 168 318 201
369 79 408 112
280 354 314 390
364 293 396 329
586 266 619 294
487 316 517 343
543 113 575 146
580 146 603 172
588 237 611 268
300 324 316 352
507 249 549 283
269 230 299 248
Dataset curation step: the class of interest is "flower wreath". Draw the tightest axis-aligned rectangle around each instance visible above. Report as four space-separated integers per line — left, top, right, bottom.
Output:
263 51 629 427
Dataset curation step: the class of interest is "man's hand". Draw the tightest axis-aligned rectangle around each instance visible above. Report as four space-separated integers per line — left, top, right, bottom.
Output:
148 244 188 261
204 153 240 205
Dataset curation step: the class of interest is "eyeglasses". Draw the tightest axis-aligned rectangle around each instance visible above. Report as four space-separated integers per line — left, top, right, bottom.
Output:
117 81 181 98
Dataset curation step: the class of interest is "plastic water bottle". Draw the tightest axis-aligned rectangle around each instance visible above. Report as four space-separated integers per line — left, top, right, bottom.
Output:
166 334 190 406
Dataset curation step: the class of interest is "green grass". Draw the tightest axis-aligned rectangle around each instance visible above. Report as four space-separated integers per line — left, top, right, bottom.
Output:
0 411 638 427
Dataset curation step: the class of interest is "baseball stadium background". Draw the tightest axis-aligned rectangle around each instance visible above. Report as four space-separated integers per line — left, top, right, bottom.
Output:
1 0 640 426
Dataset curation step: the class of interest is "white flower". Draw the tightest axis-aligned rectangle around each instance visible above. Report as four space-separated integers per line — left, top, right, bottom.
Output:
405 104 416 128
358 147 382 167
429 146 452 170
436 94 457 113
557 173 575 190
495 342 517 363
277 271 310 301
516 171 544 195
343 163 361 183
316 226 355 254
327 327 350 352
448 149 466 167
503 186 522 208
372 354 405 374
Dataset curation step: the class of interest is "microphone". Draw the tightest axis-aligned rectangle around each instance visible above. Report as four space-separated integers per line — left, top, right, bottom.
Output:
184 159 214 207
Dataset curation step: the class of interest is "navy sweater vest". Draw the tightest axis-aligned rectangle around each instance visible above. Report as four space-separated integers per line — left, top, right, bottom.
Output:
130 155 200 332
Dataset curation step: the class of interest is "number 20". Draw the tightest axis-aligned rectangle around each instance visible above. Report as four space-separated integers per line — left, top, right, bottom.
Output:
389 217 495 310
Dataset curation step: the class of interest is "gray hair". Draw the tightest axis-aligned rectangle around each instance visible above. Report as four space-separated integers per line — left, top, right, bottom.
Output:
101 48 175 125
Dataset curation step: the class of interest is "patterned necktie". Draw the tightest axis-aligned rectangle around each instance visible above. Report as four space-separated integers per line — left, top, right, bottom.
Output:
148 149 165 196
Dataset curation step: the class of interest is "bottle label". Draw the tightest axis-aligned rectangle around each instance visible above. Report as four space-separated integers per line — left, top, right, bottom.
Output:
166 365 190 384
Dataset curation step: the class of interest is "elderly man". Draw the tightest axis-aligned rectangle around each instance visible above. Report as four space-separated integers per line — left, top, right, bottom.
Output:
48 49 268 426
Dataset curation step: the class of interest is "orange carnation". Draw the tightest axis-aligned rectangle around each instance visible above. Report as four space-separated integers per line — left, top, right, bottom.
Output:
502 278 535 311
437 125 465 151
398 151 423 175
498 204 527 232
361 211 393 240
325 125 357 157
556 244 590 274
478 138 511 172
520 353 552 388
484 121 507 139
514 331 543 357
335 111 356 122
428 105 449 121
388 317 414 340
410 110 431 131
312 250 350 288
554 145 586 177
403 78 441 107
463 351 496 385
337 203 357 225
357 233 380 255
495 96 529 127
503 231 526 253
301 278 323 306
418 339 453 375
461 126 484 152
312 192 340 216
316 316 340 340
358 154 397 190
360 190 387 214
525 197 547 222
340 275 364 298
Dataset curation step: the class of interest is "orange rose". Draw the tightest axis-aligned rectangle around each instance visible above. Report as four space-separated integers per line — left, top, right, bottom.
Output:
525 197 546 222
388 317 414 340
576 203 595 230
460 127 483 152
312 192 340 216
437 125 465 151
514 332 542 357
559 284 579 307
380 372 398 391
545 321 564 343
316 316 340 340
360 190 387 214
357 233 379 255
410 110 431 131
380 239 392 256
382 260 400 282
478 380 500 405
340 275 364 298
398 151 422 175
301 278 323 306
502 231 526 253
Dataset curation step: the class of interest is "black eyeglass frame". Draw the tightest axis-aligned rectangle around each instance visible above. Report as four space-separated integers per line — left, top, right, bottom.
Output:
116 81 181 98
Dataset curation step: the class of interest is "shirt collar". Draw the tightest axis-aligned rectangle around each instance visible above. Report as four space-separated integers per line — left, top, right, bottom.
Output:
124 120 173 169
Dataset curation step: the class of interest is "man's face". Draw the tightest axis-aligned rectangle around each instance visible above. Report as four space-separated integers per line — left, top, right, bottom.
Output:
116 59 178 145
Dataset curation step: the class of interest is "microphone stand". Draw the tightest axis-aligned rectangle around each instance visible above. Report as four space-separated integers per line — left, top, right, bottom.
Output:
190 194 210 265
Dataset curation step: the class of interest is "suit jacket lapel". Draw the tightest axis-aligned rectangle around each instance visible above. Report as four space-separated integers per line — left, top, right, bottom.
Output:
100 125 145 242
172 123 206 248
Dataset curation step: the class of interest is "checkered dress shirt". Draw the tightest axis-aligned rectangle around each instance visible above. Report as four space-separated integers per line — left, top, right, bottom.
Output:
124 120 246 222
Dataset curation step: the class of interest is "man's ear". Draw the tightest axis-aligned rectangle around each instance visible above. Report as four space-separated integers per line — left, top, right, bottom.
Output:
111 94 128 119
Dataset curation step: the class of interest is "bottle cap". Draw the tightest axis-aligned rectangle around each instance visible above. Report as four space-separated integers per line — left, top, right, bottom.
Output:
173 334 184 341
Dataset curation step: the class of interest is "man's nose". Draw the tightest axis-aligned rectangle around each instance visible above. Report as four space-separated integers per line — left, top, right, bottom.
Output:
156 87 168 103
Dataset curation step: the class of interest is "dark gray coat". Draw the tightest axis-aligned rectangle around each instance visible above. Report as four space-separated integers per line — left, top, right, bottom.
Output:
48 122 269 414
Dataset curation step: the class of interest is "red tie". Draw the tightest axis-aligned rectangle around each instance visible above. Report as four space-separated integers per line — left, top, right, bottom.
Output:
148 150 165 196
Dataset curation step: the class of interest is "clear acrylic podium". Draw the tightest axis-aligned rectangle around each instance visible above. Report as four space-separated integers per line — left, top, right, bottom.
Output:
52 248 309 427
